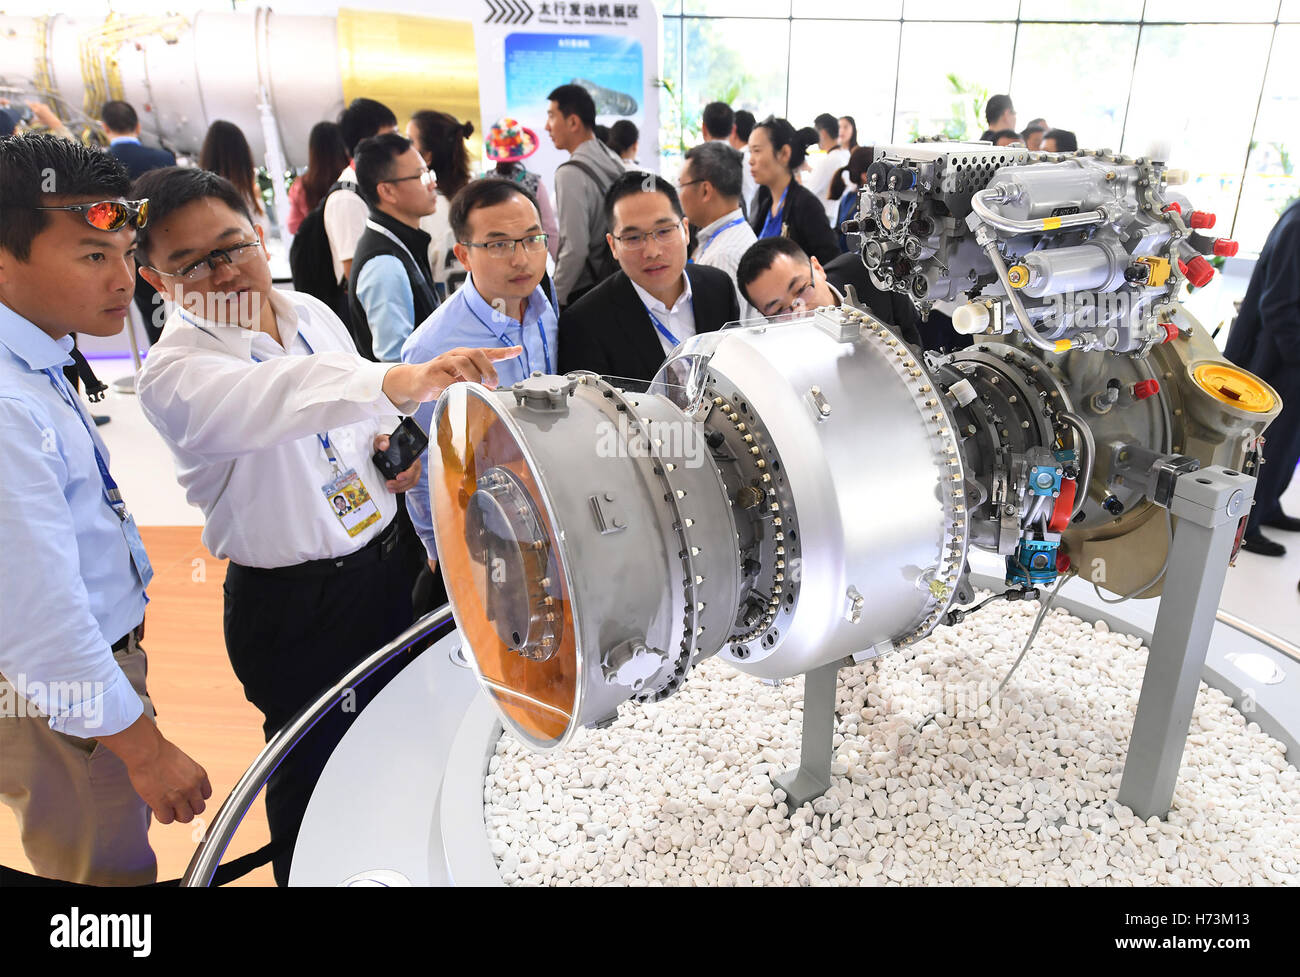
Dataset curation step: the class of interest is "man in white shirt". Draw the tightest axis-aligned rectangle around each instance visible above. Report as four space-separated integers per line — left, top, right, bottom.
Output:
558 171 738 386
677 141 759 320
133 166 517 884
325 98 398 289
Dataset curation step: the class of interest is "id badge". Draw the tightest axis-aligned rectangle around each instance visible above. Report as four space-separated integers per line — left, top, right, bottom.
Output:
322 468 383 538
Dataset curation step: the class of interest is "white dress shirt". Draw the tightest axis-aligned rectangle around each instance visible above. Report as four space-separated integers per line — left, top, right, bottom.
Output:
691 207 761 321
630 273 697 356
324 164 369 285
137 288 412 569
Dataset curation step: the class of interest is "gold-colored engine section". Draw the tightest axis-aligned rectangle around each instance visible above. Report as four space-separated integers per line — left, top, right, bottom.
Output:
336 7 481 162
1062 307 1281 598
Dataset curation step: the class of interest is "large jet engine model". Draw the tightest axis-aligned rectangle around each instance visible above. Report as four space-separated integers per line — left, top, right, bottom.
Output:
428 144 1281 783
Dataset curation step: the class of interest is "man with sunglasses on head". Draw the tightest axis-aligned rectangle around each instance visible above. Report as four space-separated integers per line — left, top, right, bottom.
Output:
401 179 560 580
0 134 211 885
131 165 518 884
736 237 924 349
347 133 440 363
557 171 739 386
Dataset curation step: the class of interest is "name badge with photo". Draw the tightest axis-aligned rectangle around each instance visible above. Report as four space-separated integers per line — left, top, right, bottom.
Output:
321 468 382 538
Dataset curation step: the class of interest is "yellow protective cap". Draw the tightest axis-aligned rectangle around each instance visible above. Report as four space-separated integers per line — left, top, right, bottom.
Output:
1192 363 1276 413
1054 339 1073 353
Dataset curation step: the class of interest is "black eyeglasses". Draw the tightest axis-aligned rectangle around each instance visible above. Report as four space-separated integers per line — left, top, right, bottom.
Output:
769 258 818 315
613 221 684 251
32 198 149 231
382 169 436 188
142 241 262 283
459 234 549 259
676 179 705 190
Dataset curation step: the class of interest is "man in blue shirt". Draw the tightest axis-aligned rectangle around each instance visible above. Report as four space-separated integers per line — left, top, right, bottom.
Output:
347 133 440 362
0 134 210 885
402 178 558 570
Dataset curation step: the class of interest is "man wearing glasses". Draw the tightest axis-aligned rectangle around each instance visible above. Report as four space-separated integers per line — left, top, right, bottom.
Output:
347 133 440 362
131 165 517 884
0 135 211 884
557 171 739 386
401 178 559 577
736 236 924 348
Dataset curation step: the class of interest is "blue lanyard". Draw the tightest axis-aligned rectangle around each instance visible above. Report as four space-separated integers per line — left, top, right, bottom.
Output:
245 320 342 470
465 294 552 375
43 368 129 521
696 216 747 260
643 294 694 348
760 185 789 240
42 367 154 592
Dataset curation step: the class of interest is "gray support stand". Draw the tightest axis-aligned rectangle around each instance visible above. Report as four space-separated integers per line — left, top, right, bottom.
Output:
772 659 844 809
1117 465 1255 820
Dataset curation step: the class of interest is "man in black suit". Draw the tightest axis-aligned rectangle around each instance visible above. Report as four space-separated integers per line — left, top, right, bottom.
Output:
102 101 175 179
1225 200 1300 558
558 171 739 385
102 100 176 344
736 237 927 349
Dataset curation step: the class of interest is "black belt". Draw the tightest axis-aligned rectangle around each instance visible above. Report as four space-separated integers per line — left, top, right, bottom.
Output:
229 518 402 579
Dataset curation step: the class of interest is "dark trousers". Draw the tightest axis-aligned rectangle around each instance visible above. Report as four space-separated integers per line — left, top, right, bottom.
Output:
223 534 414 886
1248 370 1300 534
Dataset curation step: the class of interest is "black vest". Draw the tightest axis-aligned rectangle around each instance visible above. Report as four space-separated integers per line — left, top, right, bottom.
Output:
346 208 438 361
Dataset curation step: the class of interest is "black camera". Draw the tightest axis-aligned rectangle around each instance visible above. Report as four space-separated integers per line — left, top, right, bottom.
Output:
372 417 429 481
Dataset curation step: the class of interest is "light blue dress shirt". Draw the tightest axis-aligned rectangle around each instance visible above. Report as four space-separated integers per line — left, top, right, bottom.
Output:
400 273 558 558
0 302 149 737
356 254 417 362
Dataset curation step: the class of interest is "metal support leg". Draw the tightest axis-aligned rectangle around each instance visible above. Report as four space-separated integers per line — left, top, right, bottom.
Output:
1117 465 1255 820
772 659 843 809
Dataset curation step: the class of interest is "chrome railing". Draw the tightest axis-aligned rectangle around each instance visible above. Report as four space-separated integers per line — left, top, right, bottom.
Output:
182 604 455 887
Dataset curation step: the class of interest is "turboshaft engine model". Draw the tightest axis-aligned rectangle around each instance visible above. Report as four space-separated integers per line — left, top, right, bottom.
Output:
429 143 1282 751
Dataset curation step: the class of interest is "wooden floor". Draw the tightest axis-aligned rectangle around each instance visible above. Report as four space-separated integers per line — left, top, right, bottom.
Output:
0 527 275 886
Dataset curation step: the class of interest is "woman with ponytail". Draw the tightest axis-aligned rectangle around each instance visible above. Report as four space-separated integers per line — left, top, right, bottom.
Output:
408 110 476 290
746 115 839 265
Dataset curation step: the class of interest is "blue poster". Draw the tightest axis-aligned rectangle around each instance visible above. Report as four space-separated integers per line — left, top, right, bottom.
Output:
505 32 643 121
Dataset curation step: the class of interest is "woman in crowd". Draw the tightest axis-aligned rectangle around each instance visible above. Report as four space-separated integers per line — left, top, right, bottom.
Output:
839 115 859 153
748 115 840 265
829 146 874 252
408 109 475 291
287 121 349 234
199 119 269 237
481 116 560 260
608 119 640 169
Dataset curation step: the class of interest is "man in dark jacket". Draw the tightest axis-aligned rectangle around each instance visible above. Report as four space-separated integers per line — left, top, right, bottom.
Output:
102 100 177 343
1225 201 1300 558
559 172 739 386
736 237 926 349
102 101 175 179
347 133 439 362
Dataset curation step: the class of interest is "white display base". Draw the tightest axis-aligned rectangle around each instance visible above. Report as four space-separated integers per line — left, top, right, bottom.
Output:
292 569 1299 886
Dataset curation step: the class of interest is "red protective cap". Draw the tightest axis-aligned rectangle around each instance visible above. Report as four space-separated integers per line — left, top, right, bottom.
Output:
1162 202 1182 215
1213 239 1239 257
1184 255 1215 287
1161 321 1179 343
1133 379 1160 401
1049 479 1077 533
1056 551 1072 574
1188 211 1216 229
1177 258 1188 274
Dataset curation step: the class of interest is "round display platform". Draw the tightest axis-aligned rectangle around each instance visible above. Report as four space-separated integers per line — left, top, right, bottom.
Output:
480 594 1299 886
293 570 1300 886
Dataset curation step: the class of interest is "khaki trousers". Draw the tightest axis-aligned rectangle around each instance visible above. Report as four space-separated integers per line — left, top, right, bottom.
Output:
0 641 157 885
